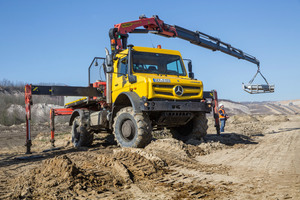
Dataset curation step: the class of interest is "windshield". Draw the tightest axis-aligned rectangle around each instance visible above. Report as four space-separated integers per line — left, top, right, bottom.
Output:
132 51 186 76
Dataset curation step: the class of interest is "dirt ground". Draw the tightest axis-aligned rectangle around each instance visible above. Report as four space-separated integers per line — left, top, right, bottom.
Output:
0 114 299 199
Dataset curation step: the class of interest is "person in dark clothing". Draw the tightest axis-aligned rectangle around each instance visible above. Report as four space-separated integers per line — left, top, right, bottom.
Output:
218 104 229 132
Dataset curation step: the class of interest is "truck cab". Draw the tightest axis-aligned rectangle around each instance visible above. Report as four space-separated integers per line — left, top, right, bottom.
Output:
112 46 204 101
110 46 211 147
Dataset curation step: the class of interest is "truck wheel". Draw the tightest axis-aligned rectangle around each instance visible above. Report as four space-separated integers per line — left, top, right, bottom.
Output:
192 113 208 138
71 116 94 147
113 107 152 148
170 113 208 141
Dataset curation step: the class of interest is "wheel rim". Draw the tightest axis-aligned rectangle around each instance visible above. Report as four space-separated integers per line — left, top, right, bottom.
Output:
121 119 135 141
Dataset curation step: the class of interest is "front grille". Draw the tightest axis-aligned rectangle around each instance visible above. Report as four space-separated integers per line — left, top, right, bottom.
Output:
155 91 173 96
182 93 199 97
153 85 174 88
153 84 201 97
182 86 200 90
153 85 200 90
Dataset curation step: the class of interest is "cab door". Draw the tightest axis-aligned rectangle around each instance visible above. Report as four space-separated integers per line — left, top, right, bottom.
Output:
112 56 131 102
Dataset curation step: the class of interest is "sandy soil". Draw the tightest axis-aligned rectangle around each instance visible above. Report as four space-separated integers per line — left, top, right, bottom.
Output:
0 114 299 199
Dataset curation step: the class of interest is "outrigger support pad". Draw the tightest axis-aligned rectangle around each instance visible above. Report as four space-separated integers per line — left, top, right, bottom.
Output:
243 64 275 94
25 140 32 154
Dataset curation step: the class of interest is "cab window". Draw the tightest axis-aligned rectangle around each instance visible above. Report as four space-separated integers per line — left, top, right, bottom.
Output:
132 51 186 76
166 60 184 75
118 57 128 77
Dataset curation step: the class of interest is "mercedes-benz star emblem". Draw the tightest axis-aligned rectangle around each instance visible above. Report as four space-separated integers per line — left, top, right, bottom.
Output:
174 85 184 96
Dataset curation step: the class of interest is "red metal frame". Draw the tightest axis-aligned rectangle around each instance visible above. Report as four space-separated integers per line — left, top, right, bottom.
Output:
92 81 106 98
50 108 73 147
212 90 220 135
25 84 74 152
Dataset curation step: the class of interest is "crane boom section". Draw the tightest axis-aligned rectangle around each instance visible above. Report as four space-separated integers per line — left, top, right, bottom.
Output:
173 25 259 65
110 15 259 66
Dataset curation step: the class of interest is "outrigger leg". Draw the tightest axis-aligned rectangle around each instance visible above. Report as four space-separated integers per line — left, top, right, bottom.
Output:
25 85 32 154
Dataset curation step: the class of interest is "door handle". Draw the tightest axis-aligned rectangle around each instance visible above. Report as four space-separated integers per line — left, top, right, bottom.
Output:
115 84 119 86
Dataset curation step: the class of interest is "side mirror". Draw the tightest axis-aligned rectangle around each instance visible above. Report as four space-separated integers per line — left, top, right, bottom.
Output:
105 48 113 67
189 72 194 79
127 44 137 83
187 61 194 79
105 48 113 73
105 54 113 67
188 61 192 72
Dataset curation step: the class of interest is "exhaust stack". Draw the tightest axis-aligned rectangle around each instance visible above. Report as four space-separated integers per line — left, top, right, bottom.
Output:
105 48 113 105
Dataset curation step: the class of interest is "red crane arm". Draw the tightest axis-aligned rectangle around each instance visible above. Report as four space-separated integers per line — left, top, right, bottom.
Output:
114 16 176 36
109 15 177 52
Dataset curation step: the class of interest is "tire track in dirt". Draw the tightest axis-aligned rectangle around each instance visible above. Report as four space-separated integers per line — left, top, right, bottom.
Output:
1 115 300 199
196 120 300 199
139 138 234 199
111 146 232 199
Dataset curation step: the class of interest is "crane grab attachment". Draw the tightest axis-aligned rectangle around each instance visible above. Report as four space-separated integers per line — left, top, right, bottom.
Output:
109 15 274 94
243 65 275 94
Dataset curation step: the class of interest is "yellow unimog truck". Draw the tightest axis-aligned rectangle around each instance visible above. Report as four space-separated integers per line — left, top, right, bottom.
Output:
24 15 273 153
107 45 211 147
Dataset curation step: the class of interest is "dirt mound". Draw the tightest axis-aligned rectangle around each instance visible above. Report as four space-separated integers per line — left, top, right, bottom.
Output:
144 139 228 175
230 115 259 124
259 114 290 122
114 148 166 168
189 139 225 154
146 138 205 159
10 148 166 199
112 149 166 181
9 140 229 199
11 155 108 199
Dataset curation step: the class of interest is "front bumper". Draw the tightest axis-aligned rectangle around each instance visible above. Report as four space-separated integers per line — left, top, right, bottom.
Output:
140 100 211 113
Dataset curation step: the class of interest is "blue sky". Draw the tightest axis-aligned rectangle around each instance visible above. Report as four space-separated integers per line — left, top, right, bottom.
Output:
0 0 299 102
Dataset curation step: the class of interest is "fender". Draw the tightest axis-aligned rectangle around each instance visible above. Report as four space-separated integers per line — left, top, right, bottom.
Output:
109 92 142 128
113 92 142 113
69 109 88 126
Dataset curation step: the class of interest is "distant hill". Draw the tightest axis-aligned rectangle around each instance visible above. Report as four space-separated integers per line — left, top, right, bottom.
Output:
219 99 300 115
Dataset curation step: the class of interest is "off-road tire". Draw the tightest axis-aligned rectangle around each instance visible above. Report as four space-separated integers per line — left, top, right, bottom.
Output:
113 107 152 148
71 116 94 147
170 112 208 141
